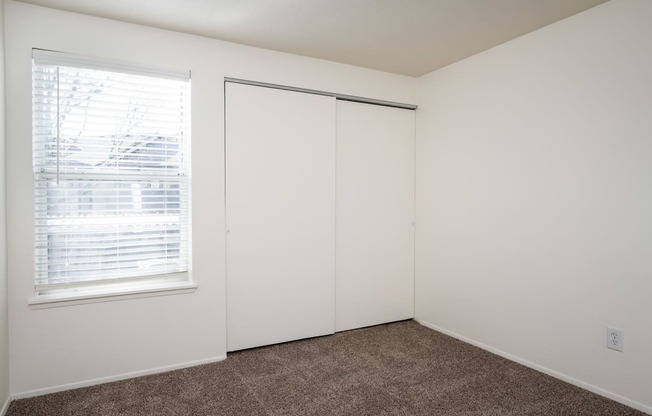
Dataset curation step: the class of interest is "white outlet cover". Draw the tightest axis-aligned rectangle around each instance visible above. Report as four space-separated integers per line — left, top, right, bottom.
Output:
607 326 624 352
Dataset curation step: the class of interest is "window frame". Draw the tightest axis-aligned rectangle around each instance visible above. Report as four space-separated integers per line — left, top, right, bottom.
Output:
30 49 195 306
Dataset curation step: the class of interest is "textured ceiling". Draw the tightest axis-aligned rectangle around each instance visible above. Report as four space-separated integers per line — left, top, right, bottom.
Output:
17 0 610 76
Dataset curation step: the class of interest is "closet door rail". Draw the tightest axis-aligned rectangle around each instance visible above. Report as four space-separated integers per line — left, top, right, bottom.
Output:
224 77 418 110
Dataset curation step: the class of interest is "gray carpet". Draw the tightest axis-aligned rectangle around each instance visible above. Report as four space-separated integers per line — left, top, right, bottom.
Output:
7 320 644 415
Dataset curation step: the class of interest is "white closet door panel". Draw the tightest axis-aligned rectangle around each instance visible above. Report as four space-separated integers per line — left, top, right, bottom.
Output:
226 83 336 351
336 100 415 332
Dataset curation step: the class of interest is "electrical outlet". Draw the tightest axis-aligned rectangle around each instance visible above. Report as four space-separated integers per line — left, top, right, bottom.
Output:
607 326 624 352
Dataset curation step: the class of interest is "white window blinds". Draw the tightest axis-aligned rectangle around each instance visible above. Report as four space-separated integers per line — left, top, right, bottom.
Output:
32 50 191 292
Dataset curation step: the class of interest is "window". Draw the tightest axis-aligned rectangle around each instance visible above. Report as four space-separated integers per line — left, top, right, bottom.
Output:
32 50 191 297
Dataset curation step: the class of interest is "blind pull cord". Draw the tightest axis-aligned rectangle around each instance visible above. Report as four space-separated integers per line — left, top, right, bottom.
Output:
56 66 60 185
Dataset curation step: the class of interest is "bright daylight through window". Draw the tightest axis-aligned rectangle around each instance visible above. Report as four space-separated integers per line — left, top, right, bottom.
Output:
32 50 191 298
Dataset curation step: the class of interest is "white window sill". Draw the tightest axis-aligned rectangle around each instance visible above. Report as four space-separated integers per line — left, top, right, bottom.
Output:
29 280 198 309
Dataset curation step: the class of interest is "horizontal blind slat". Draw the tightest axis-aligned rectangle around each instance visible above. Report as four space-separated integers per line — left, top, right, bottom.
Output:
36 252 189 268
35 271 189 290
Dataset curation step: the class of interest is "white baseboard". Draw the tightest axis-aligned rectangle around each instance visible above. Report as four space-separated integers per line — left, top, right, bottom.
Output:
11 355 227 400
416 319 652 416
0 395 10 416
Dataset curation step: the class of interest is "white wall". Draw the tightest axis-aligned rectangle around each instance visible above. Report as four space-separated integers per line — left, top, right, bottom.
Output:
415 0 652 412
4 0 415 396
0 1 9 412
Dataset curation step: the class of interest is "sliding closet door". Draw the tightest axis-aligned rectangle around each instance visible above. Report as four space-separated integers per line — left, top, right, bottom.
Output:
336 100 415 332
226 83 336 351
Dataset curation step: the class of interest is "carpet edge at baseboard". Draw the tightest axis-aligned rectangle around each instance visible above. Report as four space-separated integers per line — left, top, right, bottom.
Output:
415 319 651 416
10 355 227 401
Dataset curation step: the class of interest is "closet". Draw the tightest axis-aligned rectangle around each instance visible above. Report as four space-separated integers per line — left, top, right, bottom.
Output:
225 81 414 351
